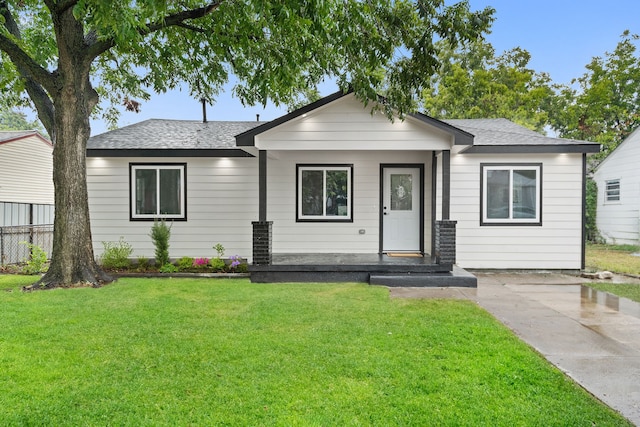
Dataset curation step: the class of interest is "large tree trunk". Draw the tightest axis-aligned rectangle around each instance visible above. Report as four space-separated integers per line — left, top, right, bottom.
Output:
32 88 113 289
23 8 112 290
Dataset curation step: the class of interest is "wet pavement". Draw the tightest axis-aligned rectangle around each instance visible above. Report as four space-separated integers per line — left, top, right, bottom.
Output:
389 272 640 425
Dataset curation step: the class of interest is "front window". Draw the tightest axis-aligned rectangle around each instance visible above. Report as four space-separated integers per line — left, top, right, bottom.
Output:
130 164 186 220
482 164 541 225
605 179 620 202
297 165 352 221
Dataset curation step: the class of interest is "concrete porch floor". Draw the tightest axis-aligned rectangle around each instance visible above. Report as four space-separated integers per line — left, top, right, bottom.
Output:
390 272 640 425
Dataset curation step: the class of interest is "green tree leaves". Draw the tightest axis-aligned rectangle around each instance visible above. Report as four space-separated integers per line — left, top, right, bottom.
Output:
550 31 640 159
421 39 554 132
1 1 496 132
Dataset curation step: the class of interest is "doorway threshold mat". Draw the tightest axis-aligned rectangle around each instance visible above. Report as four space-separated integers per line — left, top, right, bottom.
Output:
386 253 423 257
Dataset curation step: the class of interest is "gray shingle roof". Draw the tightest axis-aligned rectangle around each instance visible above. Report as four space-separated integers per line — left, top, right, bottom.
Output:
443 118 595 147
88 117 599 152
88 119 262 149
0 130 37 143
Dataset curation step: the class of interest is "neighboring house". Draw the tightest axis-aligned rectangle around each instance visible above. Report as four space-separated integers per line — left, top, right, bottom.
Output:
593 128 640 245
86 91 599 284
0 131 54 226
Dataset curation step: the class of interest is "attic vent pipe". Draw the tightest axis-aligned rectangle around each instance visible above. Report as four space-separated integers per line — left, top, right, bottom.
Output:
201 99 207 123
256 114 260 122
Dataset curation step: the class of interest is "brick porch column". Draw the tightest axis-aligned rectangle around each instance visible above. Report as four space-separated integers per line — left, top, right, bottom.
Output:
252 221 272 265
435 220 456 269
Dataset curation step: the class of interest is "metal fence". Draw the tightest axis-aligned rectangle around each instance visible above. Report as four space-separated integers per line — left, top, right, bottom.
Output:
0 224 53 265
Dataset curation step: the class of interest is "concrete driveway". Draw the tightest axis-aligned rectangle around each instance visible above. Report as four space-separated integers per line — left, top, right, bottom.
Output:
390 272 640 426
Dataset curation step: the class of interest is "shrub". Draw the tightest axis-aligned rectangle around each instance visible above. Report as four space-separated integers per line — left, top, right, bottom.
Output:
176 256 195 271
150 220 171 267
21 242 48 274
136 256 150 272
159 263 178 273
210 257 226 272
100 237 133 269
235 262 249 273
585 178 602 243
213 243 225 258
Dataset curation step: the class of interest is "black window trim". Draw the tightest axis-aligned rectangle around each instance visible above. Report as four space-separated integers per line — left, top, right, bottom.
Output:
129 162 187 221
296 163 354 223
480 162 543 227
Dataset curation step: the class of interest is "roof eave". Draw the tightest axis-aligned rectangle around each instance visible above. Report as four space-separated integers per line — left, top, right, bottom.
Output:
0 130 53 147
460 144 601 154
86 148 254 158
408 112 475 145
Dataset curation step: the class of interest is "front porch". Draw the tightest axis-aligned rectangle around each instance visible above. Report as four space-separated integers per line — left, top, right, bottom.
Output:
236 91 474 286
249 253 477 287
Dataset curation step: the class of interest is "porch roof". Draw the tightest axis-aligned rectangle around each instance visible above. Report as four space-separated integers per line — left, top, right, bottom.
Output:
235 90 475 149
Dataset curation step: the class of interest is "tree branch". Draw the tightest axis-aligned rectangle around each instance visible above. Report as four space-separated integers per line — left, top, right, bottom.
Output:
85 1 224 60
0 34 56 92
0 3 56 92
144 1 224 34
0 1 56 137
176 22 207 33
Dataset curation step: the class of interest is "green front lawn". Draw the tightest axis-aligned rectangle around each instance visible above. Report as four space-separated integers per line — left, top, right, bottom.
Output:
586 243 640 275
585 244 640 302
0 277 630 425
585 282 640 304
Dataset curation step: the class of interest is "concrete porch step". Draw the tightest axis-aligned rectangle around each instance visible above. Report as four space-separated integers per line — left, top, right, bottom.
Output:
369 266 477 288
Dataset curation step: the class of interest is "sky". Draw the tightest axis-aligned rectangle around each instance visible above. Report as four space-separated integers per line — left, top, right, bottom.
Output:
89 0 640 136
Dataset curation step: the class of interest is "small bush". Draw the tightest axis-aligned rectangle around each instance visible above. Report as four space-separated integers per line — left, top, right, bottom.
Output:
21 242 48 274
210 257 226 272
176 256 195 271
100 237 133 269
136 256 150 272
234 263 249 273
159 263 178 273
213 243 225 258
150 220 171 266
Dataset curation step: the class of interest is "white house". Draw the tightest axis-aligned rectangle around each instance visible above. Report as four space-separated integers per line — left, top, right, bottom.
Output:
593 127 640 245
86 91 599 284
0 131 54 226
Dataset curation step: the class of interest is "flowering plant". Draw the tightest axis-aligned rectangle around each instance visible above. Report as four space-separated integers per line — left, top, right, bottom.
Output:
229 255 242 269
193 257 210 268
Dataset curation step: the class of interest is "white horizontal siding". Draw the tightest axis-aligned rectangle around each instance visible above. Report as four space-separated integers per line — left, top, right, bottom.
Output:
452 152 584 269
256 95 452 151
593 129 640 245
87 157 258 261
0 135 54 205
267 150 432 254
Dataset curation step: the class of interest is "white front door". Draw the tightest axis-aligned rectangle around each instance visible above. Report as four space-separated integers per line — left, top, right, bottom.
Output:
382 167 421 252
